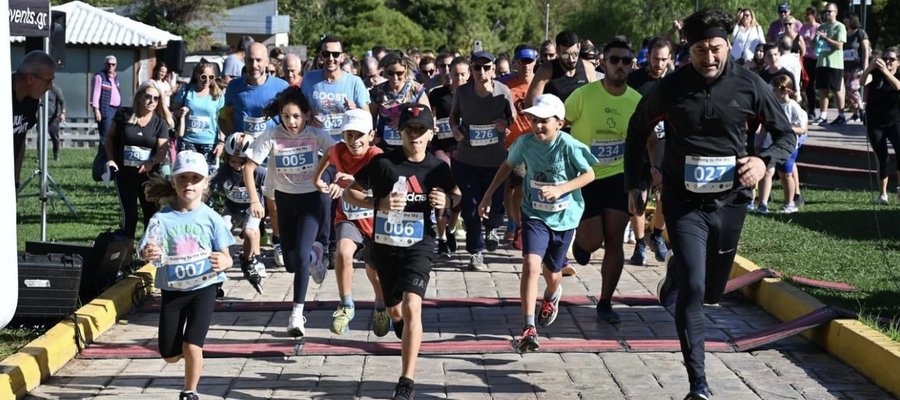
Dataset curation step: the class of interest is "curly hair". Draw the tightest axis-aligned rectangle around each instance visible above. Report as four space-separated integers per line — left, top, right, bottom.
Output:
263 86 311 120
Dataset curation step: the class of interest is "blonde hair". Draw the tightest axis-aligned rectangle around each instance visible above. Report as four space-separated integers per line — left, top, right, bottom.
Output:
738 8 760 28
129 81 174 128
143 173 211 207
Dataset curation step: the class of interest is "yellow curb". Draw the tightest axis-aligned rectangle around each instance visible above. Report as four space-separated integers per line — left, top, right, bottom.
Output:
0 265 155 399
730 255 900 398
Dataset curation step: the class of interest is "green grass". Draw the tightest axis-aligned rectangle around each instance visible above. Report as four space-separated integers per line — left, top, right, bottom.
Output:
740 188 900 322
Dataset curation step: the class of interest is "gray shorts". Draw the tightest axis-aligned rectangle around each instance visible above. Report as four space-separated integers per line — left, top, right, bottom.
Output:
335 221 372 263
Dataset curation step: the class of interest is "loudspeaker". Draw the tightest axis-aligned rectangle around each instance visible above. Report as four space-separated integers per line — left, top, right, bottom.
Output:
50 11 66 67
26 230 134 301
16 253 83 319
24 36 42 53
165 40 186 75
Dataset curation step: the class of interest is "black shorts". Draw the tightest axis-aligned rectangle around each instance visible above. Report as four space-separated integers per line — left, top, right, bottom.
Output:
815 67 843 92
369 242 434 308
158 284 218 358
581 173 629 219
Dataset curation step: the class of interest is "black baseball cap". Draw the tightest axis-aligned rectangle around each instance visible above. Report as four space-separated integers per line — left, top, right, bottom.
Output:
398 103 435 130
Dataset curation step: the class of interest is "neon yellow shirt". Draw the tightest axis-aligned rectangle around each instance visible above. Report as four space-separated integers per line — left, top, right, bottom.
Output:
565 81 642 180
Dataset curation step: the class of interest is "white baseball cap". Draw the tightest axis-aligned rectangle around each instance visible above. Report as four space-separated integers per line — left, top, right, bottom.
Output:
342 108 374 134
523 94 566 121
171 151 208 178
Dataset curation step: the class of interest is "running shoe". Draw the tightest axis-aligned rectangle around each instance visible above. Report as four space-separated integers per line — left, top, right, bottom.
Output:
249 255 267 278
372 308 391 337
310 241 327 284
179 390 199 400
273 243 285 268
756 203 769 214
538 285 562 327
437 240 451 260
516 325 540 353
876 193 889 205
331 305 355 335
572 242 591 265
485 229 500 251
393 318 404 339
596 302 621 324
657 251 678 308
684 382 711 400
287 315 306 337
241 256 264 295
446 229 458 253
779 202 799 214
630 241 647 266
793 193 805 207
829 114 847 126
392 377 415 400
468 251 485 271
649 232 668 263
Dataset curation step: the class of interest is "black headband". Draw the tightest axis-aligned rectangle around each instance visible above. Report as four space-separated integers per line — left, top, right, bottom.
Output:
685 27 729 47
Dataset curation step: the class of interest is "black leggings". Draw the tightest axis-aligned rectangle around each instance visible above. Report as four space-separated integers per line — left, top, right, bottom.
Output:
866 121 900 180
158 284 217 358
662 192 749 387
275 190 324 303
803 57 818 116
114 168 158 237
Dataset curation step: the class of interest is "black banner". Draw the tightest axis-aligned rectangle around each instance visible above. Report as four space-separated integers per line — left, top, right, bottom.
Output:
10 0 50 37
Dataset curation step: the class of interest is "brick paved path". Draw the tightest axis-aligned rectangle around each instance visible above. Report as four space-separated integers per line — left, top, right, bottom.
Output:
25 239 893 399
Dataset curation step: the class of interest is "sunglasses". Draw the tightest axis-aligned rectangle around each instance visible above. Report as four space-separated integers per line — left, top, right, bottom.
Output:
560 52 580 60
199 74 216 81
472 64 493 72
422 69 436 75
884 57 898 62
438 63 451 70
607 56 633 65
106 63 116 67
321 51 342 59
144 94 160 102
386 70 406 77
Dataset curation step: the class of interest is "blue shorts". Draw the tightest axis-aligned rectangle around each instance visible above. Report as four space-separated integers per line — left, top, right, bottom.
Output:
777 134 806 174
521 218 575 272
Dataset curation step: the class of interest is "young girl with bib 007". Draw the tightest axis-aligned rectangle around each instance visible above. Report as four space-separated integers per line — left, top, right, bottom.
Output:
140 150 235 400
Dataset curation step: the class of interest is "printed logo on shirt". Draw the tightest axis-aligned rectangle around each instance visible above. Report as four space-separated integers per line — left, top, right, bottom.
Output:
404 175 428 203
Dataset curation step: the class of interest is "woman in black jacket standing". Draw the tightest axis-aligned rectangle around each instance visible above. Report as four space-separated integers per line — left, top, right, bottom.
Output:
861 47 900 204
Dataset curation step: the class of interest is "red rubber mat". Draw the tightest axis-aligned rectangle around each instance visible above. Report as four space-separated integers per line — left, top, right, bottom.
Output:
731 307 840 351
140 295 660 313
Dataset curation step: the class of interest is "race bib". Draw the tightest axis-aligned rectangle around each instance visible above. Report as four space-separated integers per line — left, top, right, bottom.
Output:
374 212 424 247
227 186 250 204
842 49 859 61
530 181 570 212
187 115 211 133
383 125 402 146
436 118 453 140
342 199 374 221
684 155 736 194
468 124 498 146
243 115 267 137
123 145 151 167
274 146 314 174
590 139 625 165
163 250 217 290
324 113 345 142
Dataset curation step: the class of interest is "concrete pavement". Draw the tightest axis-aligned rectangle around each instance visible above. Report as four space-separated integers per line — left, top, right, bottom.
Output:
22 238 894 400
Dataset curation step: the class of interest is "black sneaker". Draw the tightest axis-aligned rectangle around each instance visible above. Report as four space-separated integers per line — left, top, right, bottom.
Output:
629 240 647 266
572 242 591 265
684 382 711 400
485 229 500 252
179 390 199 400
393 318 404 339
829 114 846 125
393 377 415 400
215 282 225 299
793 194 805 207
241 256 264 295
849 113 859 122
437 239 451 260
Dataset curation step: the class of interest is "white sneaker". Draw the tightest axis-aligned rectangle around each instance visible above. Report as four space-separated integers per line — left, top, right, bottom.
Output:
779 202 799 214
310 241 327 284
624 222 636 244
877 193 889 205
273 243 285 267
288 315 306 337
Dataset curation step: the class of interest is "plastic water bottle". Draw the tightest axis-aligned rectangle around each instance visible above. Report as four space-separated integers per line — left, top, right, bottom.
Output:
145 220 165 268
388 176 407 224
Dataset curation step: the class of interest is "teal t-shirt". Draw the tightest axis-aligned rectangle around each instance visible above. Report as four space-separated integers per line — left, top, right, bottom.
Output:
140 204 235 292
814 22 847 69
176 85 225 145
507 132 598 231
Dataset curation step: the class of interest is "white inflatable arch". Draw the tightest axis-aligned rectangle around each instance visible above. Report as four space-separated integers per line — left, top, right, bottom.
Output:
2 1 21 330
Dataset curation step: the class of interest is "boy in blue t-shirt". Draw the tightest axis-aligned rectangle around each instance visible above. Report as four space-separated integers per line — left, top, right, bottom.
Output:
210 132 268 294
478 94 598 353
